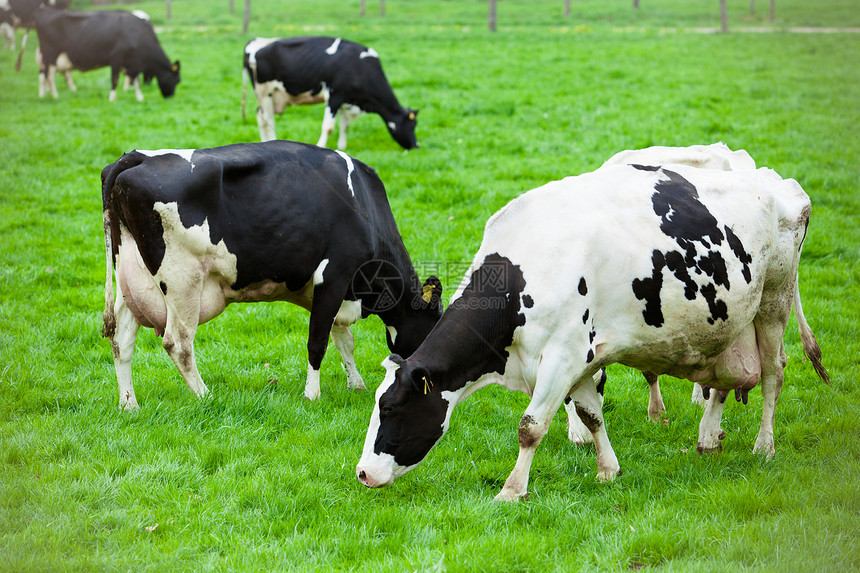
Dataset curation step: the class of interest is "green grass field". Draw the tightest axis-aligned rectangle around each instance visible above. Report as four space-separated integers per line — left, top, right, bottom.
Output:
1 0 859 570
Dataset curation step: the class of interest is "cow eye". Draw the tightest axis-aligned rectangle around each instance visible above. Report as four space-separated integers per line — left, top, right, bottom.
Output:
380 403 394 417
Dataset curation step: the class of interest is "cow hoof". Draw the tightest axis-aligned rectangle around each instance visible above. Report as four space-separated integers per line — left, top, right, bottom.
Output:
494 488 528 502
304 389 321 401
119 400 139 412
696 441 723 454
752 441 776 461
597 467 621 483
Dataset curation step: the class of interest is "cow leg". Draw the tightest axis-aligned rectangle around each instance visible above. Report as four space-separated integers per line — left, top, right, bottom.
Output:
47 65 59 98
132 76 143 102
570 375 620 483
317 105 337 149
64 71 76 92
38 69 47 98
255 92 277 141
644 371 666 422
496 356 597 501
108 66 120 102
111 293 141 410
564 396 592 445
336 105 361 151
330 325 365 391
697 391 727 452
160 284 209 399
691 382 706 405
752 319 787 460
304 280 350 400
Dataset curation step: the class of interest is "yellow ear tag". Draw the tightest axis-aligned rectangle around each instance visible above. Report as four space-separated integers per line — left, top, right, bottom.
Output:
421 284 434 303
422 375 433 395
171 63 179 72
408 112 416 121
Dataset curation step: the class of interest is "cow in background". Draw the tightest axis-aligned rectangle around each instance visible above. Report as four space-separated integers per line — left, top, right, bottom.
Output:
243 36 418 150
3 0 68 51
356 162 828 500
32 8 179 101
101 141 442 409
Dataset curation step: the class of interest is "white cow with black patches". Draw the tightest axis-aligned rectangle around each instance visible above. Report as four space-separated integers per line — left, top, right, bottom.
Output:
243 36 418 150
101 140 442 409
564 142 760 444
357 162 828 500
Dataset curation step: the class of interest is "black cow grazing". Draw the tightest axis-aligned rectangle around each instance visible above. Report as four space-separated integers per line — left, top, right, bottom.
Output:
32 8 179 101
101 141 443 410
243 36 418 150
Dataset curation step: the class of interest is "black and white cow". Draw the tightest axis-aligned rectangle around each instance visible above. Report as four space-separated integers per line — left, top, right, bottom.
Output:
3 0 69 51
243 36 418 150
101 141 442 410
356 162 828 500
1 4 14 50
562 142 760 442
32 8 179 101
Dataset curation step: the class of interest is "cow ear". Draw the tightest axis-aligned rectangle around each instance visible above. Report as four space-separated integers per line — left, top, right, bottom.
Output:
421 275 443 309
410 367 434 395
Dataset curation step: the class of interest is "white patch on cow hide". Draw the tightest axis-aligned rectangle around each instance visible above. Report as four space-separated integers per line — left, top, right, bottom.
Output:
312 259 329 287
131 10 150 21
386 325 398 345
138 148 196 166
387 121 396 131
150 201 239 324
325 38 342 55
359 48 379 59
334 150 356 196
245 37 278 67
335 300 363 326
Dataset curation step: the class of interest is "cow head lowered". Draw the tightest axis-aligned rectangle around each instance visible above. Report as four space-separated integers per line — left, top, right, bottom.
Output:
356 354 456 487
386 108 419 150
156 60 181 97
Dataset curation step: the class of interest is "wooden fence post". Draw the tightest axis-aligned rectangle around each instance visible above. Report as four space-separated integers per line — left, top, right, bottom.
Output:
720 0 728 32
489 0 497 31
243 0 251 33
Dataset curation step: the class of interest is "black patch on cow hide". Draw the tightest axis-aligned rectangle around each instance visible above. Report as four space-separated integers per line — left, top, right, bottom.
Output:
522 294 534 308
631 168 753 328
409 252 527 393
632 164 661 172
582 308 589 324
159 281 168 295
578 277 588 296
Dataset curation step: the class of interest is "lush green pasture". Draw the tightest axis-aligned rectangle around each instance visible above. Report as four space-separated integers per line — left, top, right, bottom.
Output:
1 0 858 570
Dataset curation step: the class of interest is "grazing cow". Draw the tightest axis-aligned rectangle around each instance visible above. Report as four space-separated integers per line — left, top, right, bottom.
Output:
32 8 179 101
563 142 759 442
3 0 69 51
243 36 418 150
356 163 828 500
101 141 442 410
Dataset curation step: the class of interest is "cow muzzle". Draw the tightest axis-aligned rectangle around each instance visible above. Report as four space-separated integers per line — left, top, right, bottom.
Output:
355 453 400 488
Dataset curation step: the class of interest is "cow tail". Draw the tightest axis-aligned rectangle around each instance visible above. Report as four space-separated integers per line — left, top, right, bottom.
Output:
102 209 117 340
14 28 29 72
793 277 829 384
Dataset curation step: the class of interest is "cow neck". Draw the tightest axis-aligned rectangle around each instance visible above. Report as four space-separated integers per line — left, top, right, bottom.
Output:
364 84 405 121
408 253 527 395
